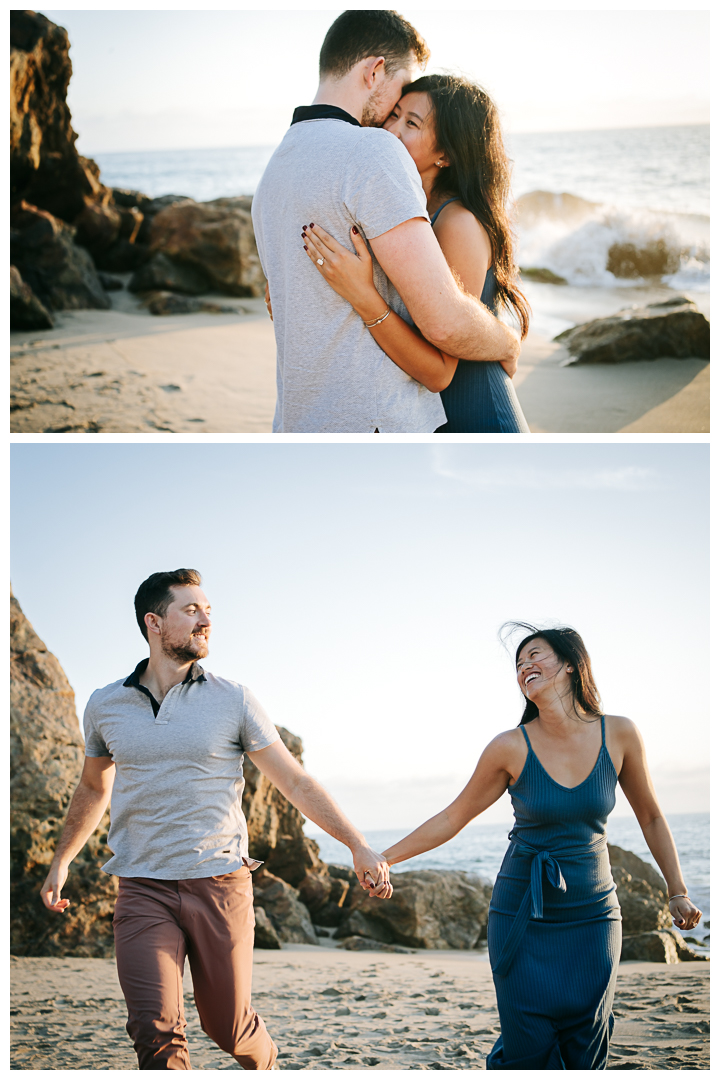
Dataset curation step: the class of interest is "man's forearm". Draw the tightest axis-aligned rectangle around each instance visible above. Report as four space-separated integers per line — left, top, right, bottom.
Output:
423 292 520 365
284 772 366 852
51 782 111 869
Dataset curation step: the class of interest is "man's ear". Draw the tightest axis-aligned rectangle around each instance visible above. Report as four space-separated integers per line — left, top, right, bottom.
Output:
145 612 162 637
363 55 385 88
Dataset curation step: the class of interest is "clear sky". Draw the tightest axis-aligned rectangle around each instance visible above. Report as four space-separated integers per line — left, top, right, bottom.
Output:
41 7 711 153
11 442 709 831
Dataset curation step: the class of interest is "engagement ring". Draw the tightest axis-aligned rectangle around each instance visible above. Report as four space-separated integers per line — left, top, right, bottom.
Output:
317 258 324 266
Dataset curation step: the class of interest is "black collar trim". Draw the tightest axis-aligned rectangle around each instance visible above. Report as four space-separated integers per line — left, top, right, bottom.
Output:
291 104 361 127
124 658 207 689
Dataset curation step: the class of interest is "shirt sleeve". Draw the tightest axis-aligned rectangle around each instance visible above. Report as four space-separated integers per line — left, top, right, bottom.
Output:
240 686 281 752
342 129 430 240
83 691 111 757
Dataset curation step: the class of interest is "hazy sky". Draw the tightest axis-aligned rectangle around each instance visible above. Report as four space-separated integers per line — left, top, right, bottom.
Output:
11 442 709 831
42 8 711 153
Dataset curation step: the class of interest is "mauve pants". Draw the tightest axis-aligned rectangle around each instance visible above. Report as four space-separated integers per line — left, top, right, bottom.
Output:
113 868 277 1070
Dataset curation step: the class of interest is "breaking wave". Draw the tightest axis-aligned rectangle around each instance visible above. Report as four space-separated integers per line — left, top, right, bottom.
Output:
515 190 710 290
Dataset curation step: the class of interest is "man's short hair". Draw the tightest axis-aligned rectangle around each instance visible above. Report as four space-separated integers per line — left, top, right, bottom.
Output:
134 569 202 641
319 10 430 79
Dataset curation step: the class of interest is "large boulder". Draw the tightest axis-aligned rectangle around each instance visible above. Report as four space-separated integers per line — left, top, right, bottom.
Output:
10 11 108 222
337 869 493 950
10 265 54 329
620 929 708 963
147 197 265 297
555 296 710 364
251 869 318 946
129 251 213 296
609 843 674 935
11 201 110 312
10 590 118 957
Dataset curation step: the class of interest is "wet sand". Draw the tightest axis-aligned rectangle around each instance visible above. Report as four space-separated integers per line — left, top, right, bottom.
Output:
10 286 709 434
10 947 710 1070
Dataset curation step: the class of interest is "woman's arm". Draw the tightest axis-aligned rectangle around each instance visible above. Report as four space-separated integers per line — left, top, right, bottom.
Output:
303 224 458 392
616 716 702 930
382 734 514 866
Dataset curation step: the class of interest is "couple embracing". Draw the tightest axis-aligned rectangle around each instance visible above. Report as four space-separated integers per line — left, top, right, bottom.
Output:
41 569 701 1071
252 10 531 434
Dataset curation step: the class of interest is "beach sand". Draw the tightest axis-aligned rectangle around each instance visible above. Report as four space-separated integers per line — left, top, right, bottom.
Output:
10 285 709 435
11 946 709 1070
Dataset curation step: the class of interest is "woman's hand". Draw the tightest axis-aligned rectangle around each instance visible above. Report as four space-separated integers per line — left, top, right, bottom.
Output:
669 895 702 931
302 222 387 323
264 281 272 321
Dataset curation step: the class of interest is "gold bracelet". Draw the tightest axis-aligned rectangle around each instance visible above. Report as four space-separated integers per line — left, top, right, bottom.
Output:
364 308 391 328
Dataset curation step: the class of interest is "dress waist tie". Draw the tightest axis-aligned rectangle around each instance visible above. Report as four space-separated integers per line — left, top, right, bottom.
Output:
492 831 608 978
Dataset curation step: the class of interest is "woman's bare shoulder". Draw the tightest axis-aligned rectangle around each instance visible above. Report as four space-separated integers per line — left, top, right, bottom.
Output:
432 200 492 281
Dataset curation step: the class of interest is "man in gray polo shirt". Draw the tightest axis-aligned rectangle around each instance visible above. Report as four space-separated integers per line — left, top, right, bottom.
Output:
252 9 520 432
40 568 391 1070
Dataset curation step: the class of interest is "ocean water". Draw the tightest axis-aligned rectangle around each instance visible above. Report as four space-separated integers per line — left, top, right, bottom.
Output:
92 124 709 299
310 812 710 951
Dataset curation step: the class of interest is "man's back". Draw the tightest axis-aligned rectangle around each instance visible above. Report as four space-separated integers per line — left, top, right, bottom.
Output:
252 116 446 433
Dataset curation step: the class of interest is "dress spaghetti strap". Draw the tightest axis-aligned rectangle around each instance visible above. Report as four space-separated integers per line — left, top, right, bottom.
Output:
601 715 606 745
519 724 532 749
429 197 459 226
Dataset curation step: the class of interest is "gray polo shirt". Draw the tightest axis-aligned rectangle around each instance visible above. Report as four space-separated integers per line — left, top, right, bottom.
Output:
83 661 279 879
252 109 447 433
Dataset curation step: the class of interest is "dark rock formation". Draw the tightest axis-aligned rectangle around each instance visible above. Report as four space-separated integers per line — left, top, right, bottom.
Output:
10 265 53 329
609 843 673 935
251 869 318 946
609 844 707 962
336 870 493 950
607 239 680 279
129 252 213 296
10 589 117 957
620 929 708 963
11 201 110 313
141 291 237 316
555 296 710 364
146 197 265 297
253 905 281 949
10 10 107 221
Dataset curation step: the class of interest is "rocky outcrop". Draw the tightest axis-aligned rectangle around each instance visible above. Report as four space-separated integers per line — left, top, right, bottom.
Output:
251 869 318 946
609 844 707 963
555 296 710 364
10 265 53 329
10 589 117 957
336 870 493 950
144 197 264 298
10 10 107 222
11 201 110 314
620 928 708 963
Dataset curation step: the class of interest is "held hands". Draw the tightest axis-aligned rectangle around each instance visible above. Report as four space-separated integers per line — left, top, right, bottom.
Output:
352 843 393 900
669 895 702 931
302 222 385 320
40 863 71 914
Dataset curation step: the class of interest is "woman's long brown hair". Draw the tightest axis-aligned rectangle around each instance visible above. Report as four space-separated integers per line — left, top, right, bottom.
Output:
403 74 531 338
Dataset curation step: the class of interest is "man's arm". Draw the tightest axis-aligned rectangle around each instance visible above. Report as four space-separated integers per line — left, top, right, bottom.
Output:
371 217 521 373
247 740 391 897
40 755 116 913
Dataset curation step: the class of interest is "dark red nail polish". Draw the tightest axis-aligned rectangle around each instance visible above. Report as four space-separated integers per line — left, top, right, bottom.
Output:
309 223 315 229
352 226 359 234
303 245 308 251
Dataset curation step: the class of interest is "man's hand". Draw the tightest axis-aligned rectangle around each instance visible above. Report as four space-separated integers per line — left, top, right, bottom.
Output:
500 341 519 379
353 844 392 899
40 862 71 913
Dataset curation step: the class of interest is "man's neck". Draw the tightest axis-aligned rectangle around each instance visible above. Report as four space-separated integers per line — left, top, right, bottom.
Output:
312 79 364 124
140 652 193 704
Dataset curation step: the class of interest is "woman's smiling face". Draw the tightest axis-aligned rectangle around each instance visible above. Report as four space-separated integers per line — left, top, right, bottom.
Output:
383 91 445 173
516 637 571 700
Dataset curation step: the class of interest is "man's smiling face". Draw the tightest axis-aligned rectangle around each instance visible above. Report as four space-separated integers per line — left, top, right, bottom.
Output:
158 584 212 663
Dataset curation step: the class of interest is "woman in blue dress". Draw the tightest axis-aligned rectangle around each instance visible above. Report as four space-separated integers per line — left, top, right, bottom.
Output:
301 74 531 432
379 624 702 1070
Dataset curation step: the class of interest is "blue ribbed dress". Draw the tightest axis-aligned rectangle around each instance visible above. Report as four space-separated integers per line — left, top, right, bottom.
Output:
430 199 530 434
486 717 622 1070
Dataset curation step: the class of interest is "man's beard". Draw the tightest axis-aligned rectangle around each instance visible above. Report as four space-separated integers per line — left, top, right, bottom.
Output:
160 627 209 663
361 89 387 127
